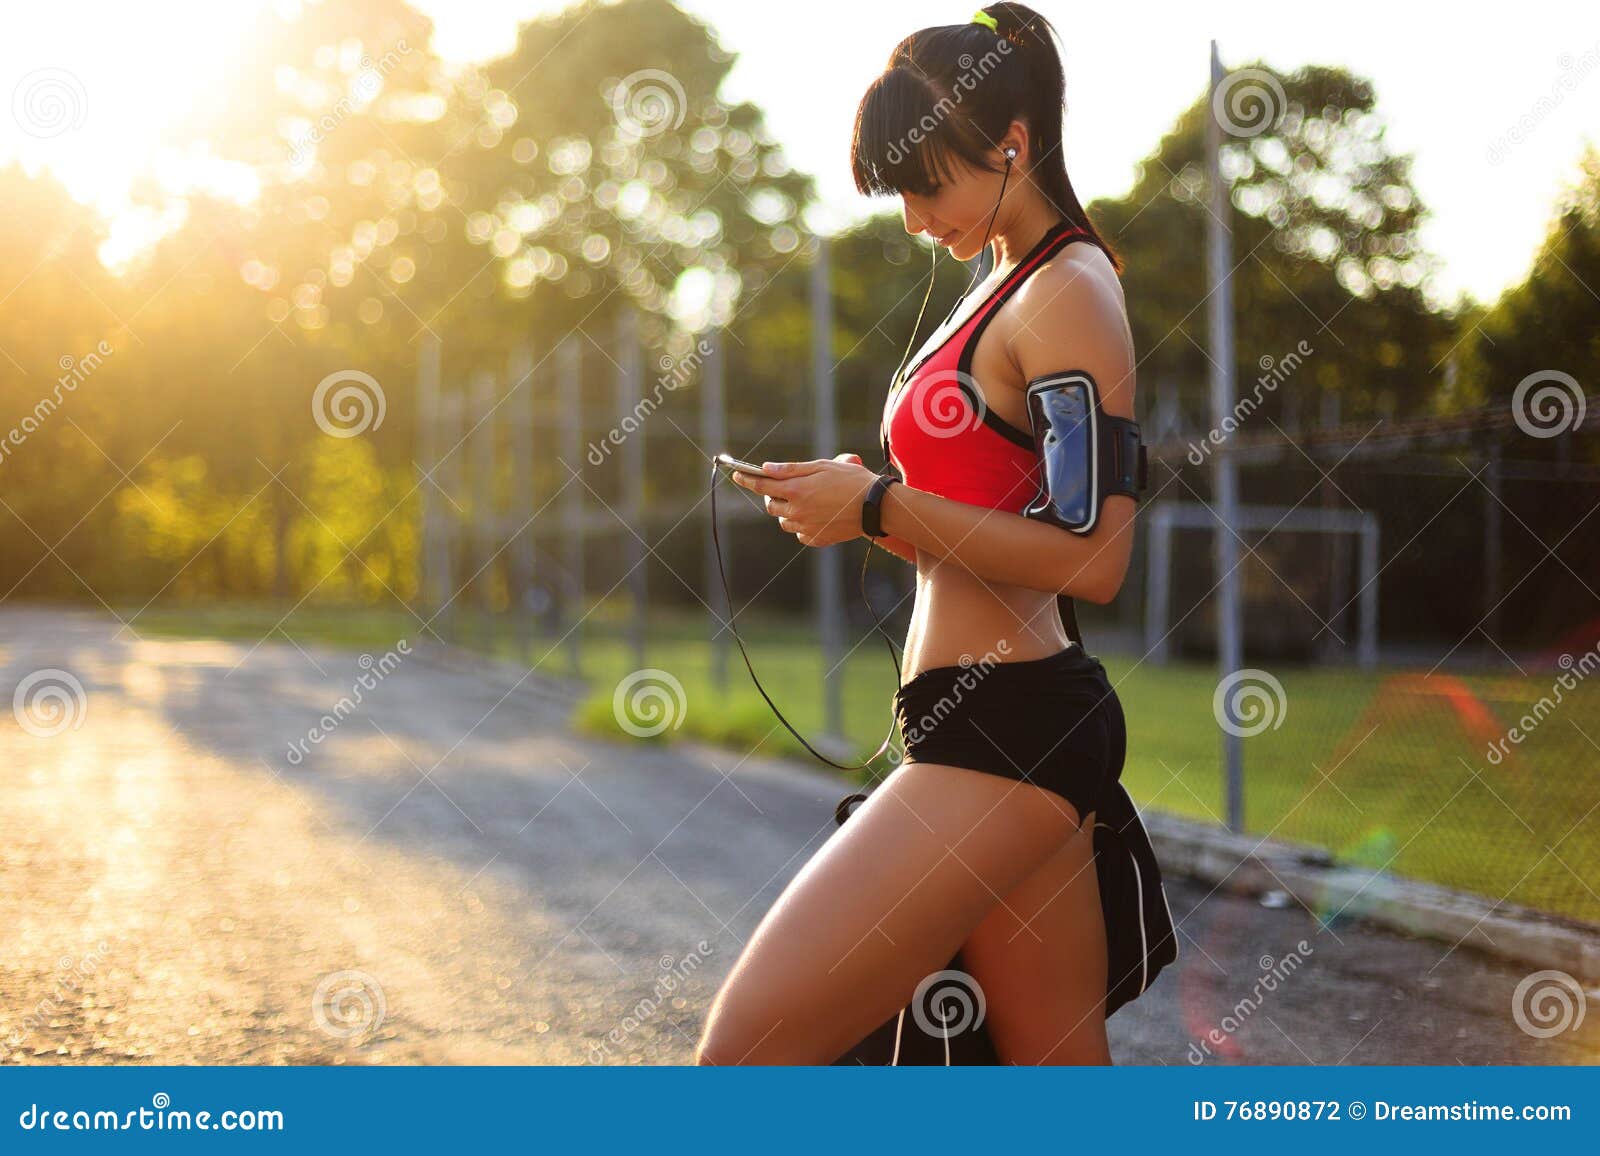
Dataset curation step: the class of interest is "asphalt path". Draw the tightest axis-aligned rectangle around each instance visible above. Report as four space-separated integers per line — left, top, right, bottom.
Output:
2 607 1593 1066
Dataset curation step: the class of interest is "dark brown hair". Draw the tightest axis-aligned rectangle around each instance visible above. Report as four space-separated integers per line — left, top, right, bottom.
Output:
850 2 1120 271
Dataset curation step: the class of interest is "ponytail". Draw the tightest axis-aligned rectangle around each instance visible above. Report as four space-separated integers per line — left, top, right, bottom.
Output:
852 2 1120 271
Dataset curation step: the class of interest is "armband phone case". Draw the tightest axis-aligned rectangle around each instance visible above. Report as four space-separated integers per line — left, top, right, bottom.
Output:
1021 371 1146 535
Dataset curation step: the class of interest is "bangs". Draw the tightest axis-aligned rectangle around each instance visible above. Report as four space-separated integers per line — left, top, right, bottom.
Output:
850 69 991 198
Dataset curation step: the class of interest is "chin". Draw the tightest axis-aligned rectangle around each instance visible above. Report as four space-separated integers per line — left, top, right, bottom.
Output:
946 234 981 261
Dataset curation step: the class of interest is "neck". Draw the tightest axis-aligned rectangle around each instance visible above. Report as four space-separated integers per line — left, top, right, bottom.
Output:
989 195 1068 272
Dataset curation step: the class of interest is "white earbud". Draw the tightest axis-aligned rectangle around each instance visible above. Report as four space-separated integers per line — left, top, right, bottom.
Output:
1004 147 1017 160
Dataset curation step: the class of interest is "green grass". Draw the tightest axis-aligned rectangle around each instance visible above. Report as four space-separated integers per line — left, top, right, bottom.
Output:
132 601 1600 926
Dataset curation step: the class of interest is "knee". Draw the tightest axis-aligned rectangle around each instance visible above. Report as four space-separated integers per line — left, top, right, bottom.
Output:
696 1003 817 1066
694 1013 771 1066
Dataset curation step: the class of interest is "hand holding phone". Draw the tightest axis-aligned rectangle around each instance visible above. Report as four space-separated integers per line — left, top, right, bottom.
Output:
714 452 774 479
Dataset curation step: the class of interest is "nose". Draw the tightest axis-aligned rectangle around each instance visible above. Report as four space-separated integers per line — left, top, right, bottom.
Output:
901 198 932 238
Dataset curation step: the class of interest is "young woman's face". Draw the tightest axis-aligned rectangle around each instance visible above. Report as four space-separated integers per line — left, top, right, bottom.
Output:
898 146 1012 262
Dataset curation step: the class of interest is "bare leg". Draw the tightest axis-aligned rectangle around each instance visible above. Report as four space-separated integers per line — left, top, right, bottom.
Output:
959 811 1112 1064
695 760 1083 1065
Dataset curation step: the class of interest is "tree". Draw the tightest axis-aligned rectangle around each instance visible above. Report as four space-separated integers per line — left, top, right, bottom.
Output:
1469 145 1600 422
443 0 815 353
1090 63 1456 428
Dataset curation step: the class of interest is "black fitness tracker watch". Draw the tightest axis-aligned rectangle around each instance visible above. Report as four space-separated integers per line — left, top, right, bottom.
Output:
860 472 899 538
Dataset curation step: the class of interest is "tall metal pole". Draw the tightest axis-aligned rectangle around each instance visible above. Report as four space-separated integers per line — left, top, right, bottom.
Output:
700 332 731 690
469 369 497 643
617 309 647 670
1208 40 1245 833
811 235 844 743
559 336 584 675
1484 435 1504 650
508 342 536 654
417 335 443 616
436 387 463 643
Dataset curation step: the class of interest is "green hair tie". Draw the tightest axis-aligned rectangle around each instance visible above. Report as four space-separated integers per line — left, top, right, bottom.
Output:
970 10 998 32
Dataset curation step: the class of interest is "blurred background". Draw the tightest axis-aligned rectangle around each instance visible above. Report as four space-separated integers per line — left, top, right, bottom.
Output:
2 0 1599 1062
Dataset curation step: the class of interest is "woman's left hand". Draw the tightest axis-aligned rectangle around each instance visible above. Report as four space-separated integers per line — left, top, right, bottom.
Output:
732 453 879 547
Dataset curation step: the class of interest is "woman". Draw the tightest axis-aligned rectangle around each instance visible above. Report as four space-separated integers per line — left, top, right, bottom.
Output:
699 3 1150 1065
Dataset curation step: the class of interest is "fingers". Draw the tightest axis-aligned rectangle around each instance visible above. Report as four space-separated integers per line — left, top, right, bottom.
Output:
731 470 786 498
732 457 848 494
732 455 862 550
760 459 829 477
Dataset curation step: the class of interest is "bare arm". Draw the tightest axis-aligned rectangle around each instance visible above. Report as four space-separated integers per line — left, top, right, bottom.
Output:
868 532 918 565
735 246 1138 603
874 250 1138 603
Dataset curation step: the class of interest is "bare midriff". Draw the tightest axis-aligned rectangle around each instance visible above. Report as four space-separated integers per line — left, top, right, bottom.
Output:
899 559 1070 682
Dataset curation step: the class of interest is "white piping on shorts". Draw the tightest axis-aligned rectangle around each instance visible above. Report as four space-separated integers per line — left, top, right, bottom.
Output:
1095 819 1150 995
1160 881 1178 961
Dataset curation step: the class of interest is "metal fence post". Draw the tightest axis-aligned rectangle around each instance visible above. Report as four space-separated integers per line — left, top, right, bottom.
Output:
508 342 536 655
559 336 584 676
1145 501 1173 664
1208 40 1245 834
469 369 497 646
617 309 646 670
701 332 731 691
811 235 844 744
417 335 444 617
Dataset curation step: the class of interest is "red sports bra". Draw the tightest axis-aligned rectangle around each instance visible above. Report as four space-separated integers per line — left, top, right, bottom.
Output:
881 220 1095 511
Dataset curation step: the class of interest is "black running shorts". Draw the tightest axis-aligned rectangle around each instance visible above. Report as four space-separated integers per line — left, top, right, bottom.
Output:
892 643 1122 826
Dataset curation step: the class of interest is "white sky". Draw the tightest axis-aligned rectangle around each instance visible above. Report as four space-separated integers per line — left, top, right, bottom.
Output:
4 0 1598 306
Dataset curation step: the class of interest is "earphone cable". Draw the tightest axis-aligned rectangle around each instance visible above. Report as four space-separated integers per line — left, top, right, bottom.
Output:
708 150 1016 773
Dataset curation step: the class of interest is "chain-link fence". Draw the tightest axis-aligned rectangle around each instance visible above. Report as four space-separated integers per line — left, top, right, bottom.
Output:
411 297 1600 928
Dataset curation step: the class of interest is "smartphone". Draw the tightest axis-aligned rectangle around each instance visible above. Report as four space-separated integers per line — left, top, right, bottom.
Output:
1022 375 1096 533
714 452 774 479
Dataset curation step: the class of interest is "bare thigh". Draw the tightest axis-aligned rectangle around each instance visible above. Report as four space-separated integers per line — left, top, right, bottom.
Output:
695 761 1082 1065
960 810 1112 1065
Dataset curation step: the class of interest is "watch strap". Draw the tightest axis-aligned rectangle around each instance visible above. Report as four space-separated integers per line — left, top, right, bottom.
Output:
861 472 899 538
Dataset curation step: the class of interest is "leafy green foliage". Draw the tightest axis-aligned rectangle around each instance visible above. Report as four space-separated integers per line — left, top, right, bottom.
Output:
1091 63 1457 423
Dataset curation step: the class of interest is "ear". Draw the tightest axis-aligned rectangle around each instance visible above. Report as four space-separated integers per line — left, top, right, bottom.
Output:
1001 120 1031 166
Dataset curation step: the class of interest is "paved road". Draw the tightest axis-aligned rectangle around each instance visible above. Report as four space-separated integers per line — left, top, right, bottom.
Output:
1 607 1594 1066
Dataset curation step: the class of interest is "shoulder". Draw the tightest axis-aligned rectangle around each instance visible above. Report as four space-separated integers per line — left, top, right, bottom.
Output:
1005 239 1135 419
